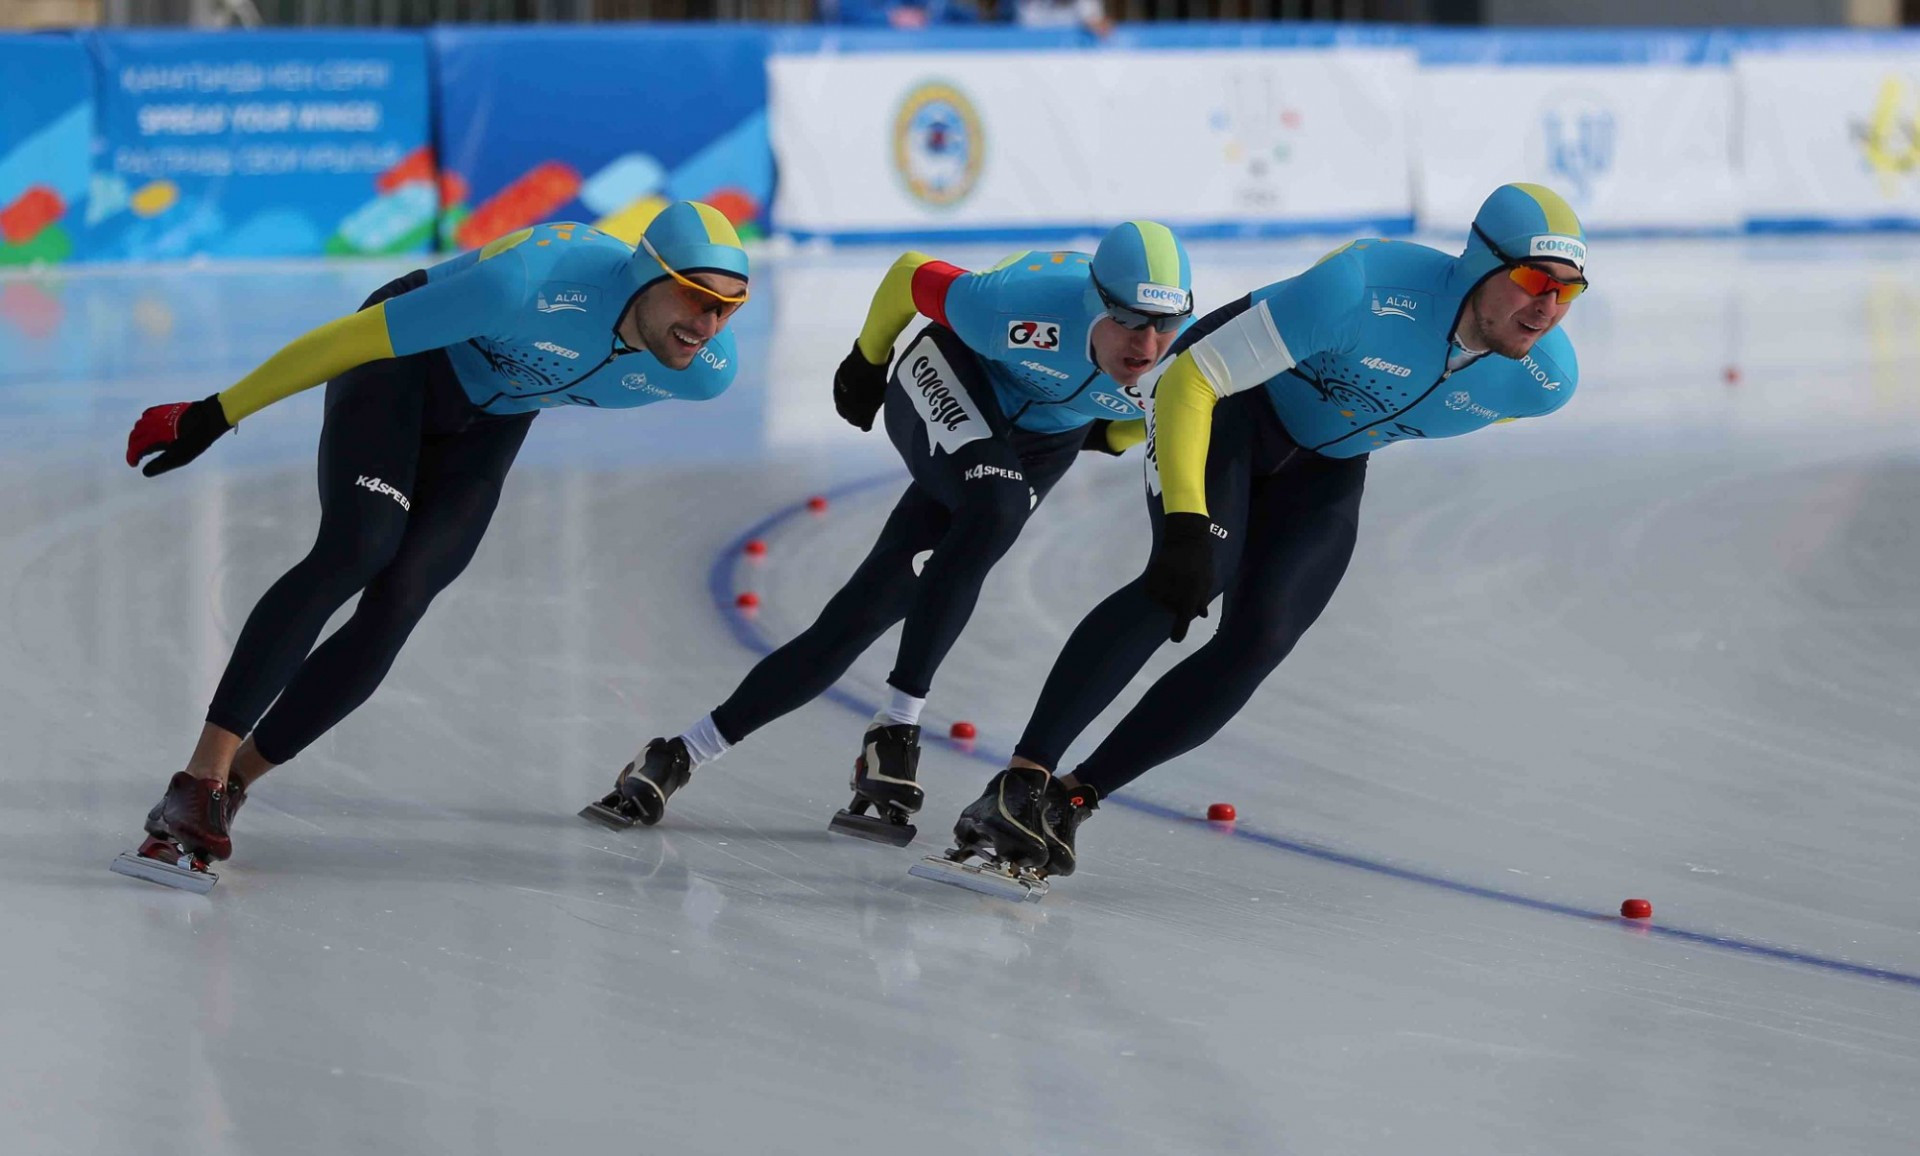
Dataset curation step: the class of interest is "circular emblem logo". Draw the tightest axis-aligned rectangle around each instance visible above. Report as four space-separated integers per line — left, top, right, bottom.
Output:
622 373 648 390
893 81 984 209
1445 391 1471 411
1090 392 1133 414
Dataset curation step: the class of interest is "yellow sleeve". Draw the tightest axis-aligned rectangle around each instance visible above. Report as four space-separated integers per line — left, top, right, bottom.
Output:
1152 351 1219 517
854 251 938 365
1102 418 1146 453
215 304 399 423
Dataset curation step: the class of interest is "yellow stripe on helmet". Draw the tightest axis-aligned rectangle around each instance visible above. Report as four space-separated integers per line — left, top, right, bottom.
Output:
1130 220 1183 288
690 202 744 250
1511 183 1583 238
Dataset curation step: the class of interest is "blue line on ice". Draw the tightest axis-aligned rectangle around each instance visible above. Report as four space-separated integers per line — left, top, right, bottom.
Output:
707 471 1920 991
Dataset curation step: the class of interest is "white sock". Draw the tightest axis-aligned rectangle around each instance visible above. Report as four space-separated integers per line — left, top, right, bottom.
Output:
676 714 732 768
875 687 926 728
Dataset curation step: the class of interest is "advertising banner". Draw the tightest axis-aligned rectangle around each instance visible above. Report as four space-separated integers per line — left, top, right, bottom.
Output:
18 26 1920 264
1414 65 1738 234
769 46 1416 240
83 31 433 262
0 35 94 267
430 27 771 252
1738 49 1920 228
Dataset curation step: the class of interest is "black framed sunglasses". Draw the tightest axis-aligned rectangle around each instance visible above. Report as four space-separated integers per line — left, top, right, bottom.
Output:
1093 277 1191 334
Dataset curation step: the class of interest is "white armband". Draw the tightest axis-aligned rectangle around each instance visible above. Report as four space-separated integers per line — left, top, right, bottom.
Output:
1188 299 1295 399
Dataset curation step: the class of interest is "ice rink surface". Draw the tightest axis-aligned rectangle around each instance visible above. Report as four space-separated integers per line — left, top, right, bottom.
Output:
2 235 1918 1154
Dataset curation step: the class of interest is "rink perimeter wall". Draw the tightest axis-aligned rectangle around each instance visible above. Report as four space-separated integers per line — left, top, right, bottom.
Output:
4 24 1920 263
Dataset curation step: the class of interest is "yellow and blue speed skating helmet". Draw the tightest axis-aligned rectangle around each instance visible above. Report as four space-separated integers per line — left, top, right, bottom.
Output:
1460 182 1586 284
1089 220 1193 332
632 200 750 292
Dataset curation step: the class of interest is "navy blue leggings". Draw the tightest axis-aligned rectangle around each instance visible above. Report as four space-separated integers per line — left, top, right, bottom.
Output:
205 271 535 764
1012 390 1367 796
711 324 1084 743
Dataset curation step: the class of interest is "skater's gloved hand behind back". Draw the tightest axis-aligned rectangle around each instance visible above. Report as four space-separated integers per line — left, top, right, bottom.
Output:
1144 512 1214 643
1080 418 1146 457
127 395 233 477
833 341 890 431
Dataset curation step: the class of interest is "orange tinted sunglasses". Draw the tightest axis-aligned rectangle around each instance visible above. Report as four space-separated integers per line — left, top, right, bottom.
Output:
639 235 749 320
1506 263 1588 304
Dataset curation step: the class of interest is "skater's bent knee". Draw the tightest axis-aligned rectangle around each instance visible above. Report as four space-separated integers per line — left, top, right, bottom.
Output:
1215 625 1299 673
311 522 406 586
953 487 1031 545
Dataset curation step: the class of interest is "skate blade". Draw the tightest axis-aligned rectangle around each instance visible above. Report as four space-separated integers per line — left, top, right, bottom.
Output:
578 800 637 831
110 850 217 894
908 855 1047 902
828 809 917 847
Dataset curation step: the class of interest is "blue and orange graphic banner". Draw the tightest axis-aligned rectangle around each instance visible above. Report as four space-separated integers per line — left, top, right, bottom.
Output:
429 26 772 251
81 30 434 262
0 34 93 267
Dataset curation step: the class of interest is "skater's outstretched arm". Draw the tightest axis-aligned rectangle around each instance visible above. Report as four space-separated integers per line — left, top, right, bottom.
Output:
1143 254 1366 638
856 251 957 363
125 235 531 475
1156 252 1367 517
221 243 527 422
854 247 1056 364
836 250 975 430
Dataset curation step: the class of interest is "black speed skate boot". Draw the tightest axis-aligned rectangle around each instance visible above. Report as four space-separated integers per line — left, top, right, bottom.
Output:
110 772 238 893
1040 779 1098 878
579 737 692 830
909 766 1054 902
829 723 923 846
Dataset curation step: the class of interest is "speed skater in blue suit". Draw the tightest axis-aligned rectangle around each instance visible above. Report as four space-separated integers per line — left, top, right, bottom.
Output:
112 203 751 891
581 221 1197 844
946 183 1590 886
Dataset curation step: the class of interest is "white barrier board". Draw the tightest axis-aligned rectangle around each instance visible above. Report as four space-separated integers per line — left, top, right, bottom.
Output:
1738 52 1920 224
1415 65 1738 234
770 48 1416 236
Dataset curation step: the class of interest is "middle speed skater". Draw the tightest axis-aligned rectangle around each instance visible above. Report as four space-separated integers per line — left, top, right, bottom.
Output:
582 221 1195 842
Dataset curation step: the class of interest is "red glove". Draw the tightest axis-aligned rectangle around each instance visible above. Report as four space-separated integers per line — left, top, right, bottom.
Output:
127 395 231 477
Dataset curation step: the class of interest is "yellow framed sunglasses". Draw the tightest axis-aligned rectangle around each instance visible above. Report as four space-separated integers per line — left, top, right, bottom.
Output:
639 235 749 319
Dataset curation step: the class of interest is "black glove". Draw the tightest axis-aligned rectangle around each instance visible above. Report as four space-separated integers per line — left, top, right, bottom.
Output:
1080 419 1123 456
1144 512 1215 643
832 341 890 432
126 394 232 477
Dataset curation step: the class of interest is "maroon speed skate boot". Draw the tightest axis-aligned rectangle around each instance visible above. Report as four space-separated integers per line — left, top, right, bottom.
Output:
110 772 244 893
